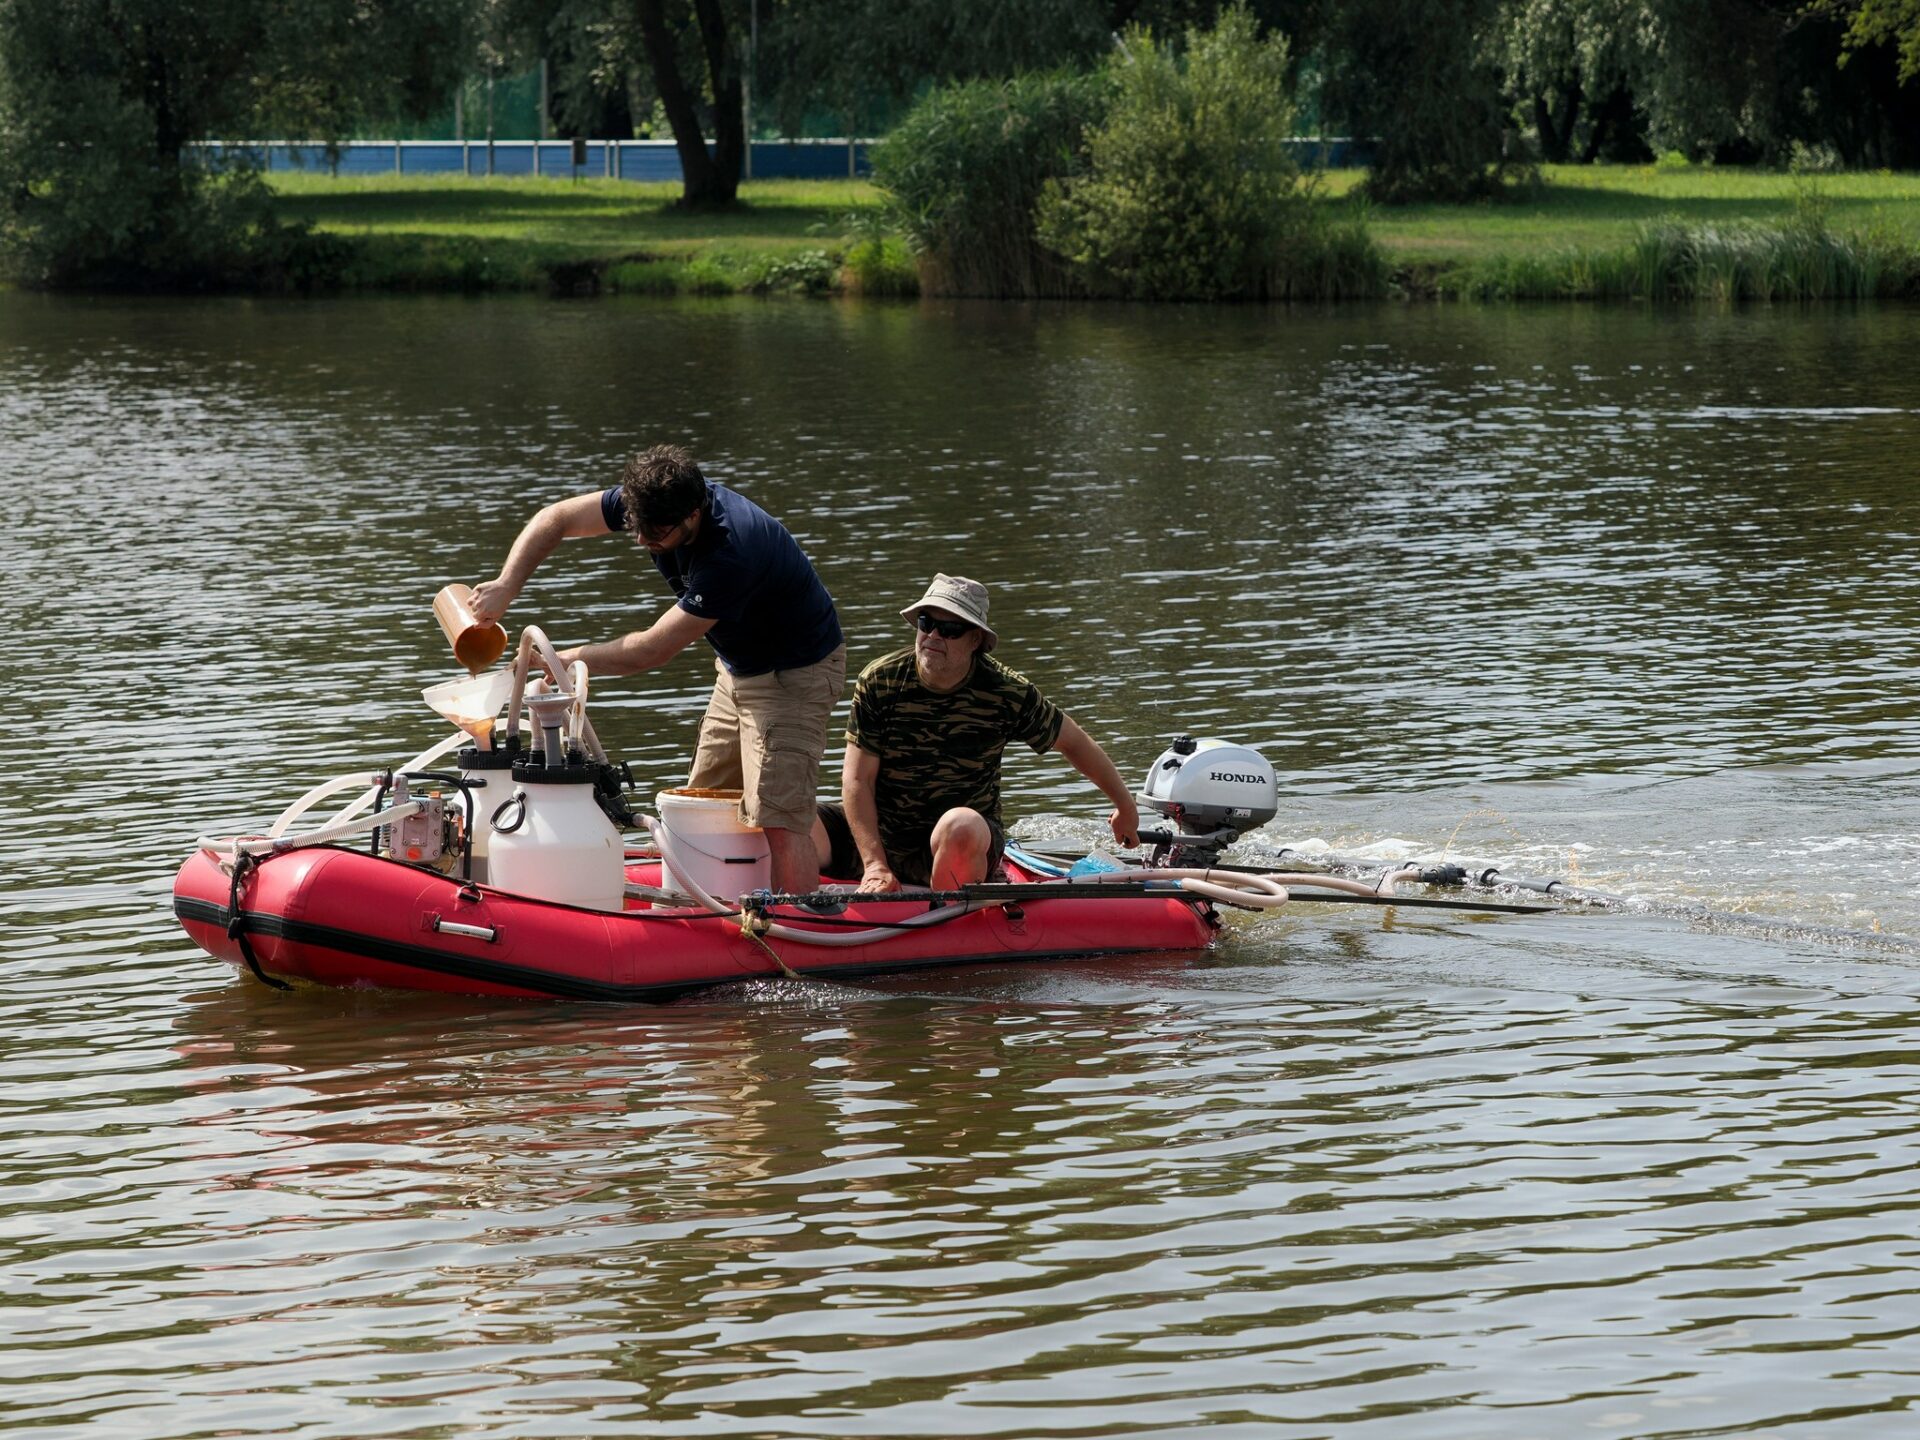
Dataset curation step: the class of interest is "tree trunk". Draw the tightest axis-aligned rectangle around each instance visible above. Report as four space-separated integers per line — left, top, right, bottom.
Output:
1580 85 1634 163
691 0 743 205
632 0 734 208
1533 82 1581 164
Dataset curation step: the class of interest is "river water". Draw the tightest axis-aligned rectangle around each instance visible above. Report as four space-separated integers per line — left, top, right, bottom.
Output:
4 294 1919 1438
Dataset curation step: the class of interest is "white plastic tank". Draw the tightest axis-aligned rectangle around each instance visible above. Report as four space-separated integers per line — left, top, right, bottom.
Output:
488 777 625 911
655 788 771 901
454 748 521 885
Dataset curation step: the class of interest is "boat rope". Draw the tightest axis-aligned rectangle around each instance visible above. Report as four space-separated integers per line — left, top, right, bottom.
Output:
225 851 292 992
737 906 804 980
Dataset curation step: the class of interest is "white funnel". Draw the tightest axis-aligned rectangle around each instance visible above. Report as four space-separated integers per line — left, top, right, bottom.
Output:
423 668 515 749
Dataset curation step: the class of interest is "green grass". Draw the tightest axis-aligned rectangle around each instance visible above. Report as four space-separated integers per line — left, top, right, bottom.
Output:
264 165 1920 299
1322 164 1920 279
268 173 892 293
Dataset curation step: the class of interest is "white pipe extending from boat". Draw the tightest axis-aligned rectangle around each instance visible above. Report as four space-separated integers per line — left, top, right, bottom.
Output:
323 730 468 827
269 772 384 839
199 801 426 861
1058 864 1424 910
1067 865 1295 910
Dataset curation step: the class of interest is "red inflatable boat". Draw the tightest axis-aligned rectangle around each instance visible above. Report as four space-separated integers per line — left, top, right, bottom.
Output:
170 635 1416 1002
172 844 1220 1001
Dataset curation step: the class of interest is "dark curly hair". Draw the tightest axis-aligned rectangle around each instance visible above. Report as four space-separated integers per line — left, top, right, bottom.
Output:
619 445 709 537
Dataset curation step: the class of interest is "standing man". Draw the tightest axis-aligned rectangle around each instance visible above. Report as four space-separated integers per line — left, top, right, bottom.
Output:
470 445 845 892
813 573 1139 893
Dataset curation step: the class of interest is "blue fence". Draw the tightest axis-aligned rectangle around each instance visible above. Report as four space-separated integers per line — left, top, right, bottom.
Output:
202 139 874 182
202 135 1370 184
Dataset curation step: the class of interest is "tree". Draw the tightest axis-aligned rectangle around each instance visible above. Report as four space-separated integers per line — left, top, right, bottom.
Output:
1832 0 1920 82
1494 0 1649 162
634 0 743 206
1320 0 1526 201
489 0 743 207
1038 10 1314 299
755 0 1322 144
0 0 471 285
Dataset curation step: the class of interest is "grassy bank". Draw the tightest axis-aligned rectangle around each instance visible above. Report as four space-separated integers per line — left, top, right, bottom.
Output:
269 174 903 294
1325 165 1920 297
266 165 1920 300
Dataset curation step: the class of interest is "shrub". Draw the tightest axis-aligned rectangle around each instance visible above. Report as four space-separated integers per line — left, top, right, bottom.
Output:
607 258 686 295
0 146 343 290
874 67 1109 298
746 248 836 294
840 234 919 297
1288 204 1393 300
682 255 736 295
1037 8 1384 300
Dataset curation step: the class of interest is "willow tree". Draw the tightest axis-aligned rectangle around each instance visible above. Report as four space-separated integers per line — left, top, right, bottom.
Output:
1319 0 1524 201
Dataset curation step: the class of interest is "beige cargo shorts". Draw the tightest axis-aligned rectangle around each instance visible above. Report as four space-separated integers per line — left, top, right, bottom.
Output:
687 644 847 833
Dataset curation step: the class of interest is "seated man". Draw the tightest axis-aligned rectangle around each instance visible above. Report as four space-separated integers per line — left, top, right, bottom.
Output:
813 574 1140 892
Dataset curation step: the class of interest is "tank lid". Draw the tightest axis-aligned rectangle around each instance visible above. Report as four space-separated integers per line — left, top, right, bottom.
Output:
459 746 520 770
511 762 596 784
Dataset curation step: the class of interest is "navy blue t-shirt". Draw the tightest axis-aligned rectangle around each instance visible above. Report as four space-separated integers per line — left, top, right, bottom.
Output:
601 481 841 675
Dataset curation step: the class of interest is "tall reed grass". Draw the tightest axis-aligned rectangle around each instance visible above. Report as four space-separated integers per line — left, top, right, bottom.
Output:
1458 198 1916 301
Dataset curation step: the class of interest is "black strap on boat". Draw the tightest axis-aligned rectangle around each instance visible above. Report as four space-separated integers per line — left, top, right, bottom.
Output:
226 851 292 992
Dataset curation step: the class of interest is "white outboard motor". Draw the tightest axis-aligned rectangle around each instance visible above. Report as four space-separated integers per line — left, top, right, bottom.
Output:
1138 735 1278 866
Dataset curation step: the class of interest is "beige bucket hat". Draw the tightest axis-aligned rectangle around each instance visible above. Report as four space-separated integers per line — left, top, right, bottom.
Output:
901 572 997 651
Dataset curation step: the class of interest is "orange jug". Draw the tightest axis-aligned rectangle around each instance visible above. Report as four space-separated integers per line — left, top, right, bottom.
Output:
433 583 508 673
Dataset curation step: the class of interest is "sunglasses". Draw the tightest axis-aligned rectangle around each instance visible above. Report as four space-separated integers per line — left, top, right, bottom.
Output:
915 611 975 639
638 516 691 546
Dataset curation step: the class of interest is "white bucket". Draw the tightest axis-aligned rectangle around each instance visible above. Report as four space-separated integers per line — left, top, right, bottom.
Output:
655 788 770 901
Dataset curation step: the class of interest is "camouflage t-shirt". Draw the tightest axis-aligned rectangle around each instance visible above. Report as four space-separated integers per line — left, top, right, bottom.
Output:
846 648 1065 859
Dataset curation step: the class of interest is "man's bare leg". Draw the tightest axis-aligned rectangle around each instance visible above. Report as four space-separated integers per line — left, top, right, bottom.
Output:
929 808 992 889
766 826 819 894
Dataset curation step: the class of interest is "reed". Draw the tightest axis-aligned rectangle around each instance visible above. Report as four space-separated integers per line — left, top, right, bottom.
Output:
1454 204 1917 301
1274 207 1391 299
839 235 919 297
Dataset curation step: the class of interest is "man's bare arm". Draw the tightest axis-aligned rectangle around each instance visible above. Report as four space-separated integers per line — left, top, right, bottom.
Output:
471 492 612 623
841 742 899 892
561 604 715 677
1053 716 1141 847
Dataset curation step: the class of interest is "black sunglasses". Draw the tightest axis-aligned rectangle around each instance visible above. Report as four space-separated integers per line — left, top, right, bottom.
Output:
915 611 975 639
638 517 688 544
